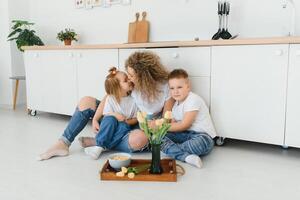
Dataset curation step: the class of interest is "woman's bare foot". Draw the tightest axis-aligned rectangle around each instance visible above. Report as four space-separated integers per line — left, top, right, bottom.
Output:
37 140 69 161
78 137 96 148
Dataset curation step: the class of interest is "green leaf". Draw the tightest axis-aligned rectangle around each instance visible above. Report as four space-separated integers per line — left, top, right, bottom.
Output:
7 20 44 52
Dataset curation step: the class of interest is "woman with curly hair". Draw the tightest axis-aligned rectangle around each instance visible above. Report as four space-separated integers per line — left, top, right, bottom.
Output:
38 51 174 160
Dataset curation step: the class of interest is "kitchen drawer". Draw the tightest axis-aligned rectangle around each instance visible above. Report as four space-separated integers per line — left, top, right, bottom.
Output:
119 47 211 77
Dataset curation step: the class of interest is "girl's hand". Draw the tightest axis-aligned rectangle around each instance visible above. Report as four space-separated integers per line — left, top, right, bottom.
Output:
92 119 100 133
114 113 126 121
107 112 126 122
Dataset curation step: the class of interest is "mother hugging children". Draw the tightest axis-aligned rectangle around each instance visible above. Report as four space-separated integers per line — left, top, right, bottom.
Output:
38 51 216 168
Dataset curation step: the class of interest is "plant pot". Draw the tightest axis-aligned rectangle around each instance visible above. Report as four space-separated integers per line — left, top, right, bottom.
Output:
64 39 72 45
150 143 163 174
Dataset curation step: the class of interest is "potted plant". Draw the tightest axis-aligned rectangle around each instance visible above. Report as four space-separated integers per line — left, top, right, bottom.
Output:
7 20 44 52
57 28 78 45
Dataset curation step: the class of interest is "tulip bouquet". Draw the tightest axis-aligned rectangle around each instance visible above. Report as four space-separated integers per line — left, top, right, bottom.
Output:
137 111 172 145
137 111 172 174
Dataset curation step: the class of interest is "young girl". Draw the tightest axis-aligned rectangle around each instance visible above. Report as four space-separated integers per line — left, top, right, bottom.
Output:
84 67 139 159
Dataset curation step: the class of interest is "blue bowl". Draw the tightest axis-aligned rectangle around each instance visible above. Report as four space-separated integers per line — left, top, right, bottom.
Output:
108 153 132 170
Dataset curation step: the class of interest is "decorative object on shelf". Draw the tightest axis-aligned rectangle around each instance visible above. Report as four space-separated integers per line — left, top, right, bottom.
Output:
137 111 172 174
7 20 44 52
128 11 150 43
57 28 78 45
212 1 232 40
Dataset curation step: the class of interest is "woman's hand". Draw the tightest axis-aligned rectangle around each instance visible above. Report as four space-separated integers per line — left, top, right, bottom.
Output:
92 119 100 133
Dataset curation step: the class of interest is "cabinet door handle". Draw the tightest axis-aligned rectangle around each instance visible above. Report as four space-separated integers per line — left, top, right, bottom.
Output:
275 50 283 56
172 52 179 58
78 53 82 58
296 50 300 56
69 53 74 58
34 53 39 58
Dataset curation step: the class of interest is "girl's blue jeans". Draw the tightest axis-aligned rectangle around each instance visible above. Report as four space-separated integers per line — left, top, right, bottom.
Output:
60 104 139 153
161 131 214 162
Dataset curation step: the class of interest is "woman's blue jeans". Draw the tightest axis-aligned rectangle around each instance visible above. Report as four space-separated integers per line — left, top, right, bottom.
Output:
161 131 214 162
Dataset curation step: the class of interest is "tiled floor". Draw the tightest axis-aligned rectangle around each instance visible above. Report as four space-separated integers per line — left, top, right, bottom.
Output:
1 107 300 200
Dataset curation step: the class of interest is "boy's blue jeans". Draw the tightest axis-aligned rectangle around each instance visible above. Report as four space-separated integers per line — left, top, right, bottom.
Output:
161 131 214 162
60 106 141 153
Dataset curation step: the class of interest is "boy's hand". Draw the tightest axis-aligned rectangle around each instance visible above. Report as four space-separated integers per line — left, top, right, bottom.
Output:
92 119 100 133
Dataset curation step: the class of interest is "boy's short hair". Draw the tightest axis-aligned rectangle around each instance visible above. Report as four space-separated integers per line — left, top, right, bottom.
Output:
168 69 189 80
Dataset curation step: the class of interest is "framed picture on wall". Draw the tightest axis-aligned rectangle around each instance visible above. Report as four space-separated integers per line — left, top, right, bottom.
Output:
75 0 85 8
85 0 93 9
107 0 121 5
92 0 103 7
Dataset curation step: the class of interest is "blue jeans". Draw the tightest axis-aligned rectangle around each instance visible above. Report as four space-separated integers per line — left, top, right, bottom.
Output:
60 107 96 146
161 131 214 162
95 116 131 150
60 100 145 153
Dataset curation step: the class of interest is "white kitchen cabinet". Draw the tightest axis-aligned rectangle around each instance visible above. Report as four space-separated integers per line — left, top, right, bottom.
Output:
76 49 118 100
24 49 118 115
285 44 300 148
119 47 211 105
211 45 289 145
24 50 77 115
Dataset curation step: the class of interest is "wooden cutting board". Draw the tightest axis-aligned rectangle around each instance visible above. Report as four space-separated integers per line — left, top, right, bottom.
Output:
135 12 149 43
128 13 139 43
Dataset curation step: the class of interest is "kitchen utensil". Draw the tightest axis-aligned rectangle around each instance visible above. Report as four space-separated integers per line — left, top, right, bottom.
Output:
128 13 139 43
135 11 150 43
220 1 232 39
212 1 223 40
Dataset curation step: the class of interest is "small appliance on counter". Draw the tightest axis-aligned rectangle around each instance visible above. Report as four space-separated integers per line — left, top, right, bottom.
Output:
212 1 232 40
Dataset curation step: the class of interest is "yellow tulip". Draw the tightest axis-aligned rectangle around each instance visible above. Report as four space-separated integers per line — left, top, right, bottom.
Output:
155 119 164 127
164 111 172 120
137 112 145 123
128 172 135 179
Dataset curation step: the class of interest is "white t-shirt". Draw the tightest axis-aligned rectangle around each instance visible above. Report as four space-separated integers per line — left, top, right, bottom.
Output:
131 83 170 116
172 92 217 138
103 95 138 119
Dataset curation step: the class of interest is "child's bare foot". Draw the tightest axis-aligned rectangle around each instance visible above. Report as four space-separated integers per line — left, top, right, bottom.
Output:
37 140 69 161
78 137 96 148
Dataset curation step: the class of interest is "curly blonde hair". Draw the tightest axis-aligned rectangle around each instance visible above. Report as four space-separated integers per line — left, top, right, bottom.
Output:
125 51 169 102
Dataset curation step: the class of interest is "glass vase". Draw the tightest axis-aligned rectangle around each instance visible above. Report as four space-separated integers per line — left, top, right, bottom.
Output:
150 143 163 174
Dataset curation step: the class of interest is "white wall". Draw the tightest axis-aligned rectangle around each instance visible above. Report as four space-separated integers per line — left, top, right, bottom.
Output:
27 0 299 45
0 0 13 108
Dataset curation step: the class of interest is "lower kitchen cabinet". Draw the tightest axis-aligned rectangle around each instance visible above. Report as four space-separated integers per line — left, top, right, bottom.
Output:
285 44 300 148
211 45 289 145
24 50 77 115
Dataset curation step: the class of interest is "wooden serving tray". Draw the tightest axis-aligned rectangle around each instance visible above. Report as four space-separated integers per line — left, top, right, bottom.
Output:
100 159 177 182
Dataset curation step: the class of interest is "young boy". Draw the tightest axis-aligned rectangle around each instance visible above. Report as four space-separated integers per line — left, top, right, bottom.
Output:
161 69 217 168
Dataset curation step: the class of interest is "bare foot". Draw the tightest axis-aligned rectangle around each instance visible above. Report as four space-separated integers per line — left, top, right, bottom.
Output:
78 137 96 148
37 140 69 161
